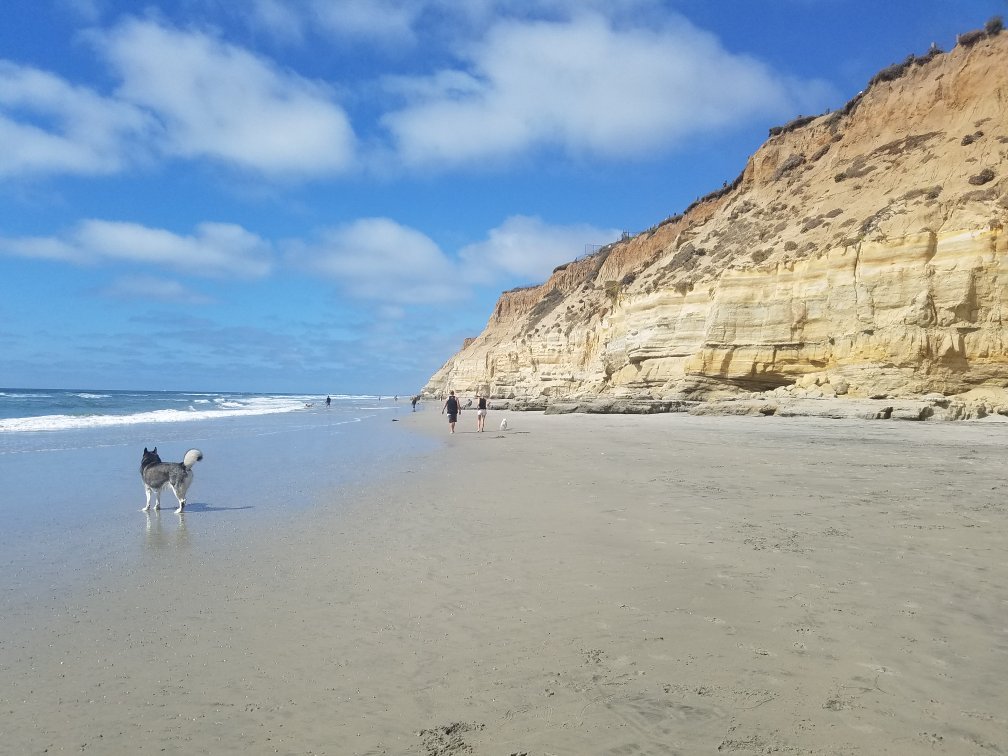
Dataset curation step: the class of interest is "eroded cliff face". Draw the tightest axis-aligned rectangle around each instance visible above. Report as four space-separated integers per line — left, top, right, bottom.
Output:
426 32 1008 404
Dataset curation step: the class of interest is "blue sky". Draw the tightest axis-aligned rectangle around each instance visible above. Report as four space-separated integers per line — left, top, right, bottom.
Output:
1 0 1004 394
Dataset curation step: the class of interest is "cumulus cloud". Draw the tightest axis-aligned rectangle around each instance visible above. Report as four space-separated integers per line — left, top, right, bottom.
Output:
1 220 273 278
459 215 619 283
1 17 357 179
4 213 607 302
289 214 613 305
289 218 459 305
382 11 833 166
0 60 154 177
3 6 833 179
92 18 357 175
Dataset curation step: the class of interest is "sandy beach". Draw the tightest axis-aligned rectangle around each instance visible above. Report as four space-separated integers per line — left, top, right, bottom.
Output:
2 408 1007 754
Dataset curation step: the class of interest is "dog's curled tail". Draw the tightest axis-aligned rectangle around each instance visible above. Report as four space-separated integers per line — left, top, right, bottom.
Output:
183 449 204 468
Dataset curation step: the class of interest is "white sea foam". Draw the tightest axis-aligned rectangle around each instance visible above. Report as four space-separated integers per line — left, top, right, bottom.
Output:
0 395 317 433
74 393 110 399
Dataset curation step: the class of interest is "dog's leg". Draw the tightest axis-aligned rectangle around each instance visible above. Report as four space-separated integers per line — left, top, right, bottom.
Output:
173 475 193 514
153 487 161 511
142 485 153 512
170 484 185 514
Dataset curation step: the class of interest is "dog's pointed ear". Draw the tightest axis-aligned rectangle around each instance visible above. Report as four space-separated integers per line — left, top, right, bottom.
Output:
144 447 149 453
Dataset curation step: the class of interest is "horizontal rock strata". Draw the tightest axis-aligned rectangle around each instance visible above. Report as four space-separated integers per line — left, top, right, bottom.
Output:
426 31 1008 419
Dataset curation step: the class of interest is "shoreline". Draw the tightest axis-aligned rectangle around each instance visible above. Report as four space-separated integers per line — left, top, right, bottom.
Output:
2 409 1006 753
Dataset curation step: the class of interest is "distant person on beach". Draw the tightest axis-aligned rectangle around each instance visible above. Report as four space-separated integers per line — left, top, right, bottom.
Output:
411 396 418 411
442 390 460 433
476 394 488 432
325 395 331 408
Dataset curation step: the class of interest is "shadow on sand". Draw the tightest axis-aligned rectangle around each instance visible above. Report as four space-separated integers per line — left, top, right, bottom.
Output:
179 502 254 513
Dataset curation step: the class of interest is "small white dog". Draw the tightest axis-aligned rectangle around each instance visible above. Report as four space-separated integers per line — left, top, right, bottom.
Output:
500 418 508 431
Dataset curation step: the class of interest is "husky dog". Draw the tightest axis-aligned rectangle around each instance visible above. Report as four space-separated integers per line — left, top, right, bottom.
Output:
141 447 203 513
500 418 508 431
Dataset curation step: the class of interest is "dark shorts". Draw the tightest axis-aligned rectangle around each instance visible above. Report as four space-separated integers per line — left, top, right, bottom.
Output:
448 413 458 423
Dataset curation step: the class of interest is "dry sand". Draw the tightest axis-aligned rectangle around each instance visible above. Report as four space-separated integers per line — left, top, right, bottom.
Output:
2 409 1007 754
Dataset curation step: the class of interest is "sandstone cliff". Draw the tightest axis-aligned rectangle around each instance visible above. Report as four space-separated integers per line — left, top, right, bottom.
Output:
425 29 1008 414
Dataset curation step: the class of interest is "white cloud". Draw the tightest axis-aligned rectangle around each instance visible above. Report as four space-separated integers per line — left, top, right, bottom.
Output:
1 220 273 278
3 213 609 301
249 0 306 43
56 0 104 23
0 17 358 179
289 217 459 305
98 275 214 304
290 214 615 305
3 6 833 180
459 215 618 283
0 234 78 262
382 11 833 166
248 0 666 47
0 60 154 177
309 0 420 46
376 304 407 320
93 18 357 175
240 0 511 48
243 0 420 46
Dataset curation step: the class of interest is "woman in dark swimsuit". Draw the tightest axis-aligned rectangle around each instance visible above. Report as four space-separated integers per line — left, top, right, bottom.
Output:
475 394 487 432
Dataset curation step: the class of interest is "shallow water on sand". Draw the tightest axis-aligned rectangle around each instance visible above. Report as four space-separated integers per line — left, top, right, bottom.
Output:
0 404 438 603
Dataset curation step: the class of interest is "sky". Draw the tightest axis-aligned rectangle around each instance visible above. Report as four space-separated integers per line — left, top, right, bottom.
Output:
1 0 1005 394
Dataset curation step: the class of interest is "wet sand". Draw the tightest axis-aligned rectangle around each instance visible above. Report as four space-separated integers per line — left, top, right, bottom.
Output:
2 409 1007 754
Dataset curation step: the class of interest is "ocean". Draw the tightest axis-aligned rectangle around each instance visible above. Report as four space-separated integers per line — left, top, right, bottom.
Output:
0 388 423 453
0 388 437 596
0 388 387 430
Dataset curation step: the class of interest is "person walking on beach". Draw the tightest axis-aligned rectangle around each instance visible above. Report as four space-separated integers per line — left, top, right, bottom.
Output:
325 395 331 408
475 393 488 432
411 395 418 411
442 390 460 433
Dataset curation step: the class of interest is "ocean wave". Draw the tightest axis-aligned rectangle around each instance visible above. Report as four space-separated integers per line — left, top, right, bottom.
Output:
0 397 313 433
74 393 111 399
